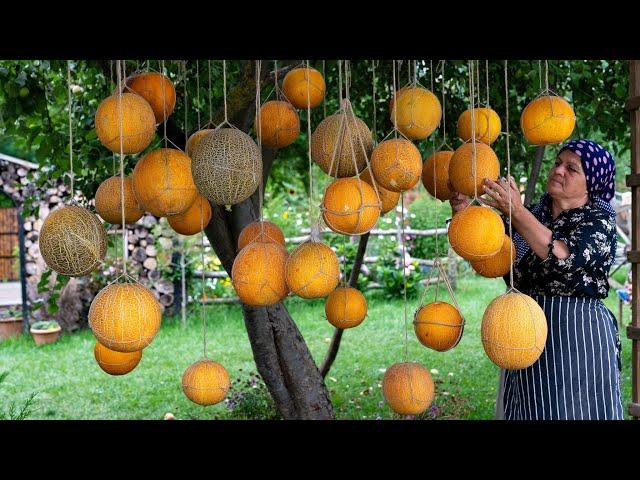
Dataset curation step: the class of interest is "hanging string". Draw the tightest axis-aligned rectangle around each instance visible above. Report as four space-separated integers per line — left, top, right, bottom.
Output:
183 61 188 147
486 60 490 107
468 60 478 200
344 60 350 102
544 59 550 92
430 59 440 261
392 60 398 140
401 192 409 361
504 60 515 290
413 59 417 86
195 60 201 129
322 60 327 119
208 60 213 124
223 60 228 124
161 60 168 148
256 60 264 223
200 199 208 358
372 60 377 142
538 60 542 91
440 61 447 145
110 60 117 176
66 61 75 198
306 59 314 223
116 59 127 276
273 60 279 100
338 60 343 105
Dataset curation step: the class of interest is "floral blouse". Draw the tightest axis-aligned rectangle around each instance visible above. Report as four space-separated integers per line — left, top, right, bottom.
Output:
505 200 617 299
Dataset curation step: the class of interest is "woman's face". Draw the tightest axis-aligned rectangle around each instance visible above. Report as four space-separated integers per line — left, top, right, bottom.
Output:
546 150 588 202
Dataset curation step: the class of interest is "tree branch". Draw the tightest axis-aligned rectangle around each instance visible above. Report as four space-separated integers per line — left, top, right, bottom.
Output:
524 146 545 206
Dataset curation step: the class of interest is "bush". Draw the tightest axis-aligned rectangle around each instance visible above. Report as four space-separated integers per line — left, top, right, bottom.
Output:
407 194 450 260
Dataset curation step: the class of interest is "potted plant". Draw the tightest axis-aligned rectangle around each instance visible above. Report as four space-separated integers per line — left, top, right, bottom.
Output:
30 320 61 346
0 307 24 341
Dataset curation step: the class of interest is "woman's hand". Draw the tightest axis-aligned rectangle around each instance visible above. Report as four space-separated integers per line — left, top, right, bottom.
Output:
481 176 523 216
448 180 471 215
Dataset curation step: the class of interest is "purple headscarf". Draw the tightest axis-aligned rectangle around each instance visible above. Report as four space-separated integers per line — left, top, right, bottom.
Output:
513 139 617 260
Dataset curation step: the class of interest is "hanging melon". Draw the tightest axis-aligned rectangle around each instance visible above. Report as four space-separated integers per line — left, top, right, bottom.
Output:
382 362 435 416
413 301 463 352
39 205 107 277
132 148 198 217
126 72 176 124
191 128 262 206
481 292 548 370
94 341 142 376
448 142 500 197
285 241 340 299
310 111 373 178
422 150 454 201
360 167 400 215
95 176 144 225
167 195 212 236
88 282 162 353
95 93 156 154
231 241 289 306
370 138 422 192
185 129 215 157
390 86 442 140
324 286 367 329
448 205 504 261
282 66 326 109
255 100 300 148
182 359 230 406
520 95 576 145
321 178 380 235
457 107 502 145
471 235 516 278
237 220 286 251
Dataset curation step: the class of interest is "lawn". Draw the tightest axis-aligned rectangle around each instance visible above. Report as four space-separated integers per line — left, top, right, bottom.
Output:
0 273 634 420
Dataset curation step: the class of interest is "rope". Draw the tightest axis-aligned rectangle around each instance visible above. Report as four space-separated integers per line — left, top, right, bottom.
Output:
201 199 207 357
66 61 75 198
468 60 478 201
538 60 542 91
338 60 343 105
401 192 408 361
504 60 515 291
274 60 279 100
161 60 167 148
440 61 448 147
545 60 549 92
486 60 490 107
256 60 264 223
196 60 201 129
223 60 228 123
392 60 398 140
183 61 188 145
116 60 127 276
413 59 417 86
322 60 327 119
208 60 213 124
372 60 377 142
306 60 314 223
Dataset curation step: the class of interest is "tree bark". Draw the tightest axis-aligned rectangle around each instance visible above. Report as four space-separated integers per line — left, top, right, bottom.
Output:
524 146 546 206
319 232 370 378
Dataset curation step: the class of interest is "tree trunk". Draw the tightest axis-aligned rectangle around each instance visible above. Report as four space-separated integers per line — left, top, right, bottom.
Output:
524 146 545 206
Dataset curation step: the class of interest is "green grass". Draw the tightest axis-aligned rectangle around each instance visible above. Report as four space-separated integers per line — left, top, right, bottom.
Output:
0 274 634 420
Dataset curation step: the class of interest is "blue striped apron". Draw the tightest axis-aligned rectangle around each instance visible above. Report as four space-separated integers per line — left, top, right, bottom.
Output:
497 295 624 420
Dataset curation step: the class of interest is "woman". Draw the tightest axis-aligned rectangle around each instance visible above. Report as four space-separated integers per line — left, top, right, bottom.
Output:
450 139 624 420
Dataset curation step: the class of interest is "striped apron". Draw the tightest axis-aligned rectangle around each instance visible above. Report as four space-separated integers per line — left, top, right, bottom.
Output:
496 295 624 420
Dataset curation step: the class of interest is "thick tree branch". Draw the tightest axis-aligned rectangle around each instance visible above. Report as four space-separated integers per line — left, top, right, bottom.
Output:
524 146 545 206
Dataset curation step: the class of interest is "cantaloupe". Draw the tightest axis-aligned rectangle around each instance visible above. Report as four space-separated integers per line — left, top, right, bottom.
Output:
481 292 548 370
413 301 464 352
126 72 176 124
390 86 442 140
231 241 289 306
167 195 212 236
324 286 367 329
285 241 340 299
448 142 500 197
88 282 162 353
95 176 144 225
132 148 198 217
237 220 286 251
95 93 156 154
282 67 326 109
39 205 107 277
182 359 230 406
382 362 435 416
94 341 142 376
471 235 515 278
370 138 422 193
520 95 576 145
255 100 300 148
360 167 400 215
447 205 504 261
457 107 502 145
321 178 380 235
422 150 454 201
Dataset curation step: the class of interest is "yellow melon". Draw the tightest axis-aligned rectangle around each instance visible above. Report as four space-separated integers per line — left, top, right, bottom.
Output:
360 167 400 215
126 72 176 124
370 138 422 192
95 175 144 225
322 178 380 235
185 129 215 157
481 292 548 370
324 286 367 329
457 107 502 145
39 205 107 277
471 235 516 278
413 301 464 352
422 150 454 201
285 241 340 299
448 142 500 197
310 112 373 178
95 93 156 154
167 195 212 236
390 86 442 140
132 148 198 217
182 359 230 406
237 220 286 251
382 362 435 415
255 100 300 148
520 95 576 145
88 282 162 353
232 241 289 306
448 205 504 261
282 67 326 109
94 341 142 376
